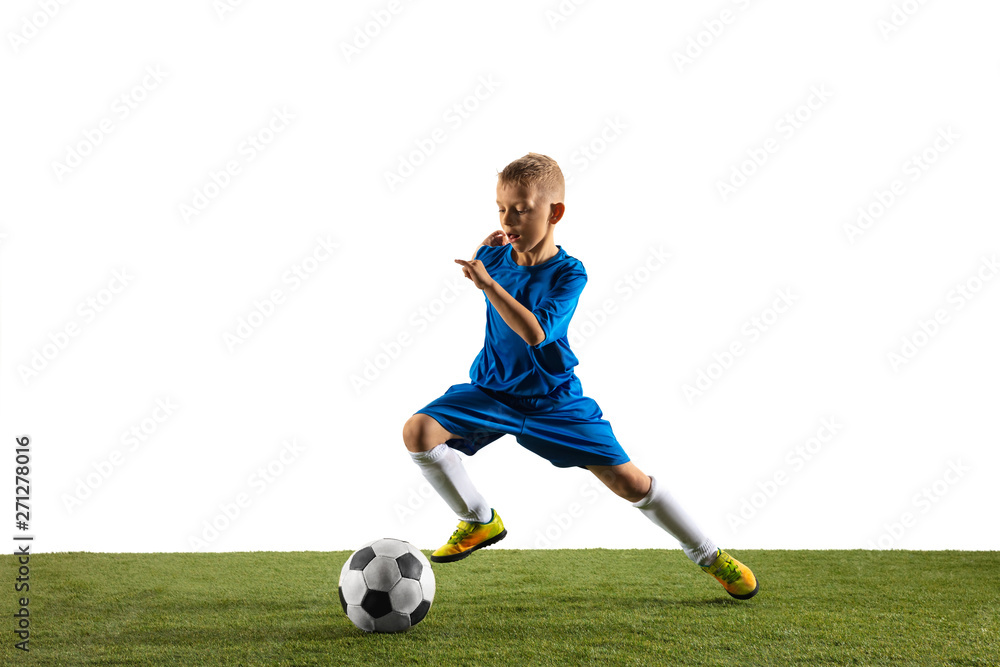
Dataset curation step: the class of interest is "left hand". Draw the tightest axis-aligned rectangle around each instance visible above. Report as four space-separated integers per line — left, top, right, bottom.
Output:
454 258 494 290
480 230 508 247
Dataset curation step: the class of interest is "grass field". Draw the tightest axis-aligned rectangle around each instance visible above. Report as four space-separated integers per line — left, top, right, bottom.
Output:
2 549 998 666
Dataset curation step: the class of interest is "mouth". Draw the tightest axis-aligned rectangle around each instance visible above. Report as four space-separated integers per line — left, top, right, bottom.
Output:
507 233 521 242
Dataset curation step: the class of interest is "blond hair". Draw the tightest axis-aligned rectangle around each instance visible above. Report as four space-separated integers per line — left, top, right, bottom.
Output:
497 152 565 202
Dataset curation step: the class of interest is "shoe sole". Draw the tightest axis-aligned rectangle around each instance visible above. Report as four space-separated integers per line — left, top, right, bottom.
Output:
430 529 507 563
726 577 759 600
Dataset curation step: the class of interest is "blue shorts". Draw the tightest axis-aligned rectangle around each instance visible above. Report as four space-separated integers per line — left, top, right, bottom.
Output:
413 376 630 469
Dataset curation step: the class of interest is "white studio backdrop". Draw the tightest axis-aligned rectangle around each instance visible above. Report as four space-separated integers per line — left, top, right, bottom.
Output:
1 1 998 554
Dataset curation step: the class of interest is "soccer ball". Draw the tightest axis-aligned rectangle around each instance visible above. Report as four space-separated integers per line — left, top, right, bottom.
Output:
338 538 435 632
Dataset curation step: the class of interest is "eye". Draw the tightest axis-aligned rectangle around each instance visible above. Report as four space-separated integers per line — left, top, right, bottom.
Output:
517 210 528 215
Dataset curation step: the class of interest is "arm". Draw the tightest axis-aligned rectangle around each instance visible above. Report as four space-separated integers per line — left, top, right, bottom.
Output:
482 282 546 347
453 257 545 346
454 234 545 346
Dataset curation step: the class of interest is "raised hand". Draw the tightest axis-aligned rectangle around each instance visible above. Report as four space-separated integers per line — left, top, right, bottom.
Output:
481 230 508 247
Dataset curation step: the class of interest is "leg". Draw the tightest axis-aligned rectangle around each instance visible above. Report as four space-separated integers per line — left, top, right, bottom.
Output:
589 462 718 567
402 413 492 524
518 393 757 597
591 462 758 598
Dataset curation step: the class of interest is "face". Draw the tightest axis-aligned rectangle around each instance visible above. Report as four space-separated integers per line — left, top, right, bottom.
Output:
496 182 562 252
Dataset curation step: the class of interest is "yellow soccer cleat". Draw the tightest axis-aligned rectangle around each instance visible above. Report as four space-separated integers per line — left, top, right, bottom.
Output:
701 549 759 599
430 509 507 563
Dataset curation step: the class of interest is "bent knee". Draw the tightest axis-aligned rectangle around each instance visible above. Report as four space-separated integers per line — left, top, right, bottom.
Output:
402 413 442 452
402 414 424 451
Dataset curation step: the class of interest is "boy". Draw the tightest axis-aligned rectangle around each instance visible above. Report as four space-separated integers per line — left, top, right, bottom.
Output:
402 153 757 599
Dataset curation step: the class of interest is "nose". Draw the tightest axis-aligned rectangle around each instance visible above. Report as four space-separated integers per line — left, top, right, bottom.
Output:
500 209 520 228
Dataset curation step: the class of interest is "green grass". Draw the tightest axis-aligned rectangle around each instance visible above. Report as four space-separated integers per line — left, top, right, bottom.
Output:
2 549 998 666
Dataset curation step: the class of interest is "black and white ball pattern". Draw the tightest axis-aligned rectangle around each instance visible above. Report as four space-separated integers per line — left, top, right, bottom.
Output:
338 538 435 633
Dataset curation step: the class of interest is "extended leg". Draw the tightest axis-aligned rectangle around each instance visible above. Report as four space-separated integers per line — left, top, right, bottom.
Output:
587 462 717 566
588 462 758 598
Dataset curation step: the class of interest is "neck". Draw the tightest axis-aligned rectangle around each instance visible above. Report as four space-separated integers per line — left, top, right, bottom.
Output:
512 240 558 267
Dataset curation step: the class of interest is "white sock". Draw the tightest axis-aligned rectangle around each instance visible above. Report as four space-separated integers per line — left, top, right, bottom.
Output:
409 444 492 524
633 475 718 566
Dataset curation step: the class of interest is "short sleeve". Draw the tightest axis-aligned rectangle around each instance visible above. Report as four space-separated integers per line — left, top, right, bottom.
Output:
531 266 587 348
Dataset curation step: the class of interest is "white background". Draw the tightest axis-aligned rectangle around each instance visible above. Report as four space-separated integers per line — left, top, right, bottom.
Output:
1 0 997 553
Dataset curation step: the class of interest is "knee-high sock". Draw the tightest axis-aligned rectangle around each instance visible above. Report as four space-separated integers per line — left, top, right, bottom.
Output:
409 444 492 524
633 475 718 566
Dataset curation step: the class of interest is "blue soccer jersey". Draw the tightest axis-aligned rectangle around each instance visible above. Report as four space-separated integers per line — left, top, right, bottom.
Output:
469 243 587 397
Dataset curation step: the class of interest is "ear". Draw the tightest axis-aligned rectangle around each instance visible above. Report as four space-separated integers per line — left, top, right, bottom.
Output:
549 202 565 224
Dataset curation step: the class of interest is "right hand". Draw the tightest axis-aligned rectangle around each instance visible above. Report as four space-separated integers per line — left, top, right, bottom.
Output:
481 230 508 247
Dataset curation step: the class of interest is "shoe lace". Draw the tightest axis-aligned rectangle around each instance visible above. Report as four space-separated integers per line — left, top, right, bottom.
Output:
714 558 742 585
446 523 475 546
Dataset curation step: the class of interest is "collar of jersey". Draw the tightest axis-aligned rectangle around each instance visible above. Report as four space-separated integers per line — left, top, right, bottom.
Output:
502 244 564 271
